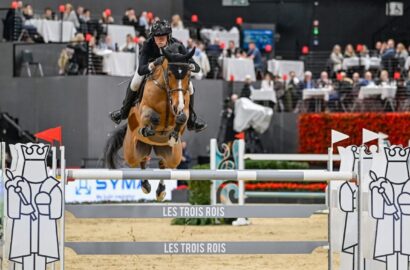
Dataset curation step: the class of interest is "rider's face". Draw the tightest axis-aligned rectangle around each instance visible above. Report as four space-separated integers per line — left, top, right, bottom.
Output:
154 35 168 48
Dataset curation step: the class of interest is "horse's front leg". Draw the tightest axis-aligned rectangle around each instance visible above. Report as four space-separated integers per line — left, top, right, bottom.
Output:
168 112 187 147
139 106 160 137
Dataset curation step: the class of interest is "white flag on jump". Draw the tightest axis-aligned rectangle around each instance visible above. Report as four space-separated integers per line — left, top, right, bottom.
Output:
378 132 389 139
331 130 349 145
363 128 379 144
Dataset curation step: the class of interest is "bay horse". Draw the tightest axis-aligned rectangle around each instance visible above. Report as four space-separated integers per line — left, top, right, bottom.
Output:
104 45 195 201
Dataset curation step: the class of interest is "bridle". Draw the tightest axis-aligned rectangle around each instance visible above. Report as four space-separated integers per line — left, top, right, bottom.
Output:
149 61 191 128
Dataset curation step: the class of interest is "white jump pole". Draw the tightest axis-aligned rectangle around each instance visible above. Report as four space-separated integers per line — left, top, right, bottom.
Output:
51 146 57 270
60 146 66 270
1 142 6 269
327 145 334 270
210 139 217 205
233 139 248 226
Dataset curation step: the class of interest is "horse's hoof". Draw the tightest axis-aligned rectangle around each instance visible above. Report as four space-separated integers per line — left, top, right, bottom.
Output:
141 180 151 194
156 183 166 201
168 136 177 147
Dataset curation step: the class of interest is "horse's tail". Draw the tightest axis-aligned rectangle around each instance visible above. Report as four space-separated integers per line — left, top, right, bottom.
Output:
103 124 127 169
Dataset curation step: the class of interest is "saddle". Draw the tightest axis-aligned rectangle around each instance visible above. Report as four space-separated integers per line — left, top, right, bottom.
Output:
134 76 148 105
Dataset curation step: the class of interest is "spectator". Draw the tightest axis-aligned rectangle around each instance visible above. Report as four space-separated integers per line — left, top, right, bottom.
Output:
76 6 84 21
99 10 114 24
224 40 239 58
206 38 222 54
171 14 184 30
396 43 408 60
3 1 24 41
247 42 263 72
317 71 333 89
360 45 370 58
360 71 375 86
22 4 33 20
139 11 149 30
240 75 253 99
186 38 195 50
261 72 274 91
63 33 88 75
284 70 300 111
299 71 316 90
123 8 138 30
121 34 136 52
352 72 361 93
344 44 356 58
43 7 54 20
273 75 285 111
192 42 210 80
299 71 317 111
377 70 391 86
82 9 91 22
373 41 383 56
381 39 395 60
63 4 80 29
98 35 114 51
330 45 343 73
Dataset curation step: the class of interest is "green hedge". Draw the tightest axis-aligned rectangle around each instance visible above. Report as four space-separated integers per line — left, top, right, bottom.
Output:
172 160 309 225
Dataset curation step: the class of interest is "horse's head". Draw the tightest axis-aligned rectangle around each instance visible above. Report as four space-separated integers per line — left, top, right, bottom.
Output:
160 44 195 116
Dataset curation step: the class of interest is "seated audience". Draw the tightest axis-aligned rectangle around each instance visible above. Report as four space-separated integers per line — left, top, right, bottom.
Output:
317 71 333 89
171 14 184 30
121 34 136 53
224 40 240 58
43 7 54 20
360 71 375 86
344 44 356 58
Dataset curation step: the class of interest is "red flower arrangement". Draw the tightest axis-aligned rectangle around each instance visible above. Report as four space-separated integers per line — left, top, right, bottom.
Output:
220 181 327 192
299 113 410 154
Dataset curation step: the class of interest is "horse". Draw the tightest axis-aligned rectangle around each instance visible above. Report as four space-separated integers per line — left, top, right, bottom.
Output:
104 45 195 201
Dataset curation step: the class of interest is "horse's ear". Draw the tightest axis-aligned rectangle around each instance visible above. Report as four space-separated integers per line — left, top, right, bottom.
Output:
185 47 196 60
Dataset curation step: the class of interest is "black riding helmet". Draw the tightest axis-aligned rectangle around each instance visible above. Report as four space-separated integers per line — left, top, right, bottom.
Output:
150 20 172 37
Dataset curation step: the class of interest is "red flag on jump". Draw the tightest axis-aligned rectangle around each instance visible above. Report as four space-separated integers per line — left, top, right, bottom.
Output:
35 126 62 145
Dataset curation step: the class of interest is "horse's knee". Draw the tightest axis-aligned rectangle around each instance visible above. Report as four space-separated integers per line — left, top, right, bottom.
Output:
176 113 187 125
150 111 160 126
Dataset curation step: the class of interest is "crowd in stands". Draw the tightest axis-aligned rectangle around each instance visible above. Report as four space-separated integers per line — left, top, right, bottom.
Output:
4 2 410 112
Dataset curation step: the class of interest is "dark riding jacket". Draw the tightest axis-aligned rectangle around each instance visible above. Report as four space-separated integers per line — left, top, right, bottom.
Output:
137 37 200 76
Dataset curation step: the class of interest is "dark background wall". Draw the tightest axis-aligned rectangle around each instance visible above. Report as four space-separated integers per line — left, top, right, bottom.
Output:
184 0 410 52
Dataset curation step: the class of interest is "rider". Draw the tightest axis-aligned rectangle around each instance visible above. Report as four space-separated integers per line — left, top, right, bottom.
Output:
109 20 207 132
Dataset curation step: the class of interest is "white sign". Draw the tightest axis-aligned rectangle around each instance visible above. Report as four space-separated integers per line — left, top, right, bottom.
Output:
65 179 177 203
386 2 403 16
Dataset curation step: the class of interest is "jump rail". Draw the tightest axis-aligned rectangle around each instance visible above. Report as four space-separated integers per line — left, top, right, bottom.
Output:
66 169 356 182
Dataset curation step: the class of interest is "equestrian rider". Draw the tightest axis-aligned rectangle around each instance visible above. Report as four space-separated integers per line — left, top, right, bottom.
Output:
109 20 207 132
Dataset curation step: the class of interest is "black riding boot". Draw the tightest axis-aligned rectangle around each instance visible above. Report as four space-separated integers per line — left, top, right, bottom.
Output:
187 94 207 132
110 84 138 124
